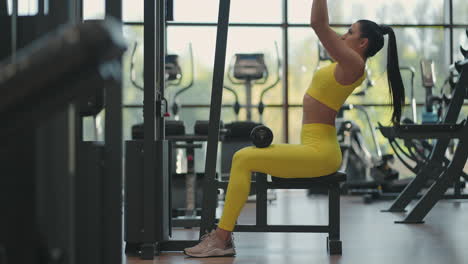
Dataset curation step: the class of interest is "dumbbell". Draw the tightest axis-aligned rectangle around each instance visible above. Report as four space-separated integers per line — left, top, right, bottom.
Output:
250 125 273 148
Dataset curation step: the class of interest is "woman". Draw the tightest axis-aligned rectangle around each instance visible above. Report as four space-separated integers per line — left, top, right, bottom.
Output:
184 0 405 258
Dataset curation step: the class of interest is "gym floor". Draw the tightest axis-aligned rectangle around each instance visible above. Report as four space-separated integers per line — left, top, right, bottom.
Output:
126 190 468 264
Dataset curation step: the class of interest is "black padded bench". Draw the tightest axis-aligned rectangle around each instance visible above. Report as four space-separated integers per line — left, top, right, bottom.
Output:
217 171 346 255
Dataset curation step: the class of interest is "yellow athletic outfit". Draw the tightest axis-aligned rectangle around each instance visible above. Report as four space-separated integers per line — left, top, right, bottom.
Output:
218 62 366 231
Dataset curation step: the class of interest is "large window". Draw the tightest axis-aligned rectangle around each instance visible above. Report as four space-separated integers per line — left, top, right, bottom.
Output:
454 29 468 61
121 0 282 23
289 27 448 106
288 0 446 24
113 0 468 143
83 0 105 20
6 0 39 15
173 0 282 23
454 0 468 24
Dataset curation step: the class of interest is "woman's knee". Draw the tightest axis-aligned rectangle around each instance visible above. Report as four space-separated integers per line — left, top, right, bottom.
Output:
232 147 254 163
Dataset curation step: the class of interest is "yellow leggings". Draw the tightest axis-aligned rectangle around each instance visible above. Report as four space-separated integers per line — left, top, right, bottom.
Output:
218 123 342 231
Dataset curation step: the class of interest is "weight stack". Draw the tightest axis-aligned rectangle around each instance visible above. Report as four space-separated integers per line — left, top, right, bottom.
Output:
125 140 171 248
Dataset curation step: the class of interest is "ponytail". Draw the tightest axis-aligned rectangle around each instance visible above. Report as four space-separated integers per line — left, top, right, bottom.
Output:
381 26 405 126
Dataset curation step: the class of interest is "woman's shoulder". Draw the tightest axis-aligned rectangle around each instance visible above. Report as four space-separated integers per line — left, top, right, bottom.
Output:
334 62 366 86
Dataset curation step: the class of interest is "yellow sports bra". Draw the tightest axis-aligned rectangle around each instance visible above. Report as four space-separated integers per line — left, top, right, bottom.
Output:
306 62 366 111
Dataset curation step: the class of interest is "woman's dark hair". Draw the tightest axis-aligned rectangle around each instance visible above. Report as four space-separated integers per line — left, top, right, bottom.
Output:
357 19 405 126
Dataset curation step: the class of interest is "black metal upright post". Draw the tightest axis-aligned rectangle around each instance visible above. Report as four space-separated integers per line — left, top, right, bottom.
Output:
104 2 123 264
200 0 231 236
139 0 170 259
156 0 166 140
0 0 11 61
11 0 17 62
0 0 6 15
282 0 289 143
449 0 454 64
143 0 157 251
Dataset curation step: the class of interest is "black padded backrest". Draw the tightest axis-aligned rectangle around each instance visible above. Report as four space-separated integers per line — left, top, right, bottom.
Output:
165 120 185 136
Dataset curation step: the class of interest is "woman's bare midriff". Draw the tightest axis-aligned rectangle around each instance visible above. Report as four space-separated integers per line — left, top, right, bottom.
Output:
302 94 337 126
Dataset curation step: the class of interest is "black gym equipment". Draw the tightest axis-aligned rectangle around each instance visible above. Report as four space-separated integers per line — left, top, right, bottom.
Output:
379 57 468 208
0 20 125 264
380 54 468 223
334 104 404 203
224 43 281 123
387 60 463 176
128 41 223 229
124 0 207 259
250 125 274 148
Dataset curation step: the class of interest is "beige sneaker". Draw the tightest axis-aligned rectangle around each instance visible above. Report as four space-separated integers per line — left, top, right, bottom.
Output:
184 230 236 258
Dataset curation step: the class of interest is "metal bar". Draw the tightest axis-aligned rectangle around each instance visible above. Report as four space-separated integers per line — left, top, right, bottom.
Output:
127 22 283 27
328 184 340 240
102 75 123 264
245 81 253 121
449 0 454 64
396 130 468 223
143 0 156 244
106 0 122 18
75 0 83 22
388 125 465 139
35 106 77 264
217 181 332 190
441 194 468 199
123 102 468 109
256 173 268 226
156 0 166 140
76 143 104 264
234 225 330 233
200 0 231 236
38 0 45 14
174 143 203 148
382 149 446 212
287 23 468 28
104 2 123 263
124 22 468 28
0 0 6 15
11 0 17 62
185 140 196 216
282 0 289 143
382 65 468 212
68 0 77 23
45 0 49 14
